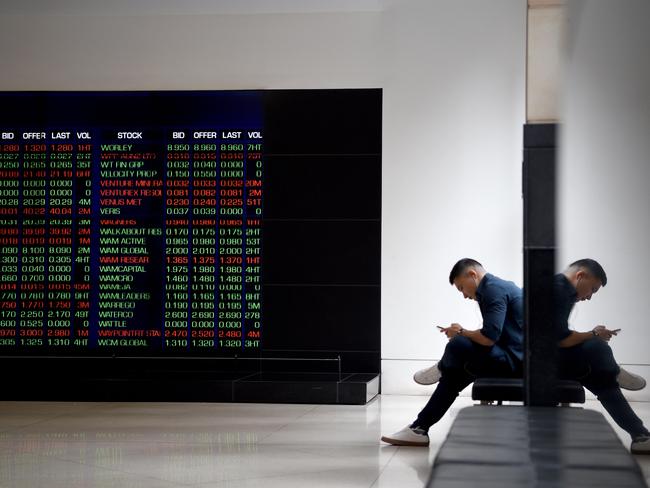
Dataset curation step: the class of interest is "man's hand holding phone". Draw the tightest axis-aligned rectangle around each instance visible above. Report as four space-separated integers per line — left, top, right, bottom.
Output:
593 325 621 342
437 323 463 340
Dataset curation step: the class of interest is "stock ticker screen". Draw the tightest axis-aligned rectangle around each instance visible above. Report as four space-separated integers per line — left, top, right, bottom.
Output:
0 90 382 360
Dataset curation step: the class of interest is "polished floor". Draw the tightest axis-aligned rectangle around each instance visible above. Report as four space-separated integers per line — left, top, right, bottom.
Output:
0 396 649 487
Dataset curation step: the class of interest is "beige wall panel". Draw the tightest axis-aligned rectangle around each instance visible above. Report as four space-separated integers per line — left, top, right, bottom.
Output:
527 5 565 122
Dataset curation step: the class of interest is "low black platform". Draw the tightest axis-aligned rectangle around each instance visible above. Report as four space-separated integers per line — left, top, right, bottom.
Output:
232 372 379 404
427 406 648 488
472 377 585 405
0 355 380 405
2 370 379 405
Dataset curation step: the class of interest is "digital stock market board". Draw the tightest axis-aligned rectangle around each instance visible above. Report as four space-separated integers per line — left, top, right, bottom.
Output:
0 90 381 365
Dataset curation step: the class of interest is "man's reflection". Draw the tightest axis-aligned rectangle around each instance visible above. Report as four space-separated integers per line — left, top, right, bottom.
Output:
555 259 650 454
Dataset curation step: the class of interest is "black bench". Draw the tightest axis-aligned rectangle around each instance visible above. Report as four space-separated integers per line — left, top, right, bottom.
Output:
426 406 648 488
472 377 585 405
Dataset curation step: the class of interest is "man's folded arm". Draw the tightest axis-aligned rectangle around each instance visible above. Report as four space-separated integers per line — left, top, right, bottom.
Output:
472 294 507 347
558 330 595 348
462 328 495 346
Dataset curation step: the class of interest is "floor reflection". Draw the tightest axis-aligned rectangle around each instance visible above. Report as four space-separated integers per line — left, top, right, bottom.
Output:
0 397 647 487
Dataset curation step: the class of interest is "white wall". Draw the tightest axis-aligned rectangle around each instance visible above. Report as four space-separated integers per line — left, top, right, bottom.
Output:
379 1 526 394
0 0 527 395
560 0 650 402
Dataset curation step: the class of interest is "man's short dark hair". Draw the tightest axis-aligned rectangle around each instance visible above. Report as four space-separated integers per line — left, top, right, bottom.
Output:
568 258 608 286
449 258 484 285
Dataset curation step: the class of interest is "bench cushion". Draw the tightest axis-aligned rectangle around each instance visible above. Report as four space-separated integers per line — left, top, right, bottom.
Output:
472 377 585 404
426 406 648 487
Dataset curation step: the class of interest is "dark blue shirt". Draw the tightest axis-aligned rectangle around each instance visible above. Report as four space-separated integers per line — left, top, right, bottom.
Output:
475 273 524 365
554 273 576 341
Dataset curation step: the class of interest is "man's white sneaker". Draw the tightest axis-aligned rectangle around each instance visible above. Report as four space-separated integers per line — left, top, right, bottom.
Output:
381 426 430 447
631 434 650 454
617 367 647 391
413 363 442 385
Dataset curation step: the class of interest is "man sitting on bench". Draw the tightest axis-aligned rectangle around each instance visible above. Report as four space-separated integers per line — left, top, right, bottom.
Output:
381 258 523 446
555 259 649 454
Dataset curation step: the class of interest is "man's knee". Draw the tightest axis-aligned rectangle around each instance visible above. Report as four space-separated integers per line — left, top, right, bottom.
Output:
582 338 618 375
445 335 474 354
439 336 475 373
582 337 614 359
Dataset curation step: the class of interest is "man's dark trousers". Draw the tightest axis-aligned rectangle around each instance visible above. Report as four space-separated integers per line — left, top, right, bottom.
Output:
414 336 520 430
559 338 649 437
